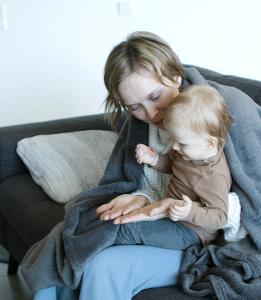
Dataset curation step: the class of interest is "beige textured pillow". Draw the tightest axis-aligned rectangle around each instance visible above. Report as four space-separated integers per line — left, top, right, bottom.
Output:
17 130 118 204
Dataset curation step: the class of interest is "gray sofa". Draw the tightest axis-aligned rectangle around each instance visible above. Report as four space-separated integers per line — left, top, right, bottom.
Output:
0 66 260 300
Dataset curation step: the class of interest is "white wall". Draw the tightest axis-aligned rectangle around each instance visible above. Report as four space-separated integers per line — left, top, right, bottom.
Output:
0 0 260 126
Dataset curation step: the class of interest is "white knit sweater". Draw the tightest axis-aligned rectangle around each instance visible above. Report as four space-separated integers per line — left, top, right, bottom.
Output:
132 124 246 242
132 124 172 203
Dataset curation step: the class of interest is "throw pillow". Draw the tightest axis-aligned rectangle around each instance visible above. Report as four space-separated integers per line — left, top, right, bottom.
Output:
17 130 118 204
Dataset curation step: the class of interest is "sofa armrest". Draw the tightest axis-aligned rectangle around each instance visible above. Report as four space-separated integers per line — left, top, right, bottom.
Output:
0 113 112 181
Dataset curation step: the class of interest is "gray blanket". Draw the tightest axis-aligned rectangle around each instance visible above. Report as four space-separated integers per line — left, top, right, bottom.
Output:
20 68 261 299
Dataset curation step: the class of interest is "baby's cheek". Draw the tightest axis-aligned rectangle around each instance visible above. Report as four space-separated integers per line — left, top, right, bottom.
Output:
187 149 200 158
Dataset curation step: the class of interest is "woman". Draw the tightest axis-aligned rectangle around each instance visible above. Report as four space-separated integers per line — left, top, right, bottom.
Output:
34 31 187 300
32 31 260 299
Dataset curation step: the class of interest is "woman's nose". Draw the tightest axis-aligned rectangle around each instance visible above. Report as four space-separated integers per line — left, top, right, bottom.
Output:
146 106 159 121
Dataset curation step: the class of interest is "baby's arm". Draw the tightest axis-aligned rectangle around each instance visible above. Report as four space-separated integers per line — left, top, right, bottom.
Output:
135 144 159 166
169 195 193 222
183 175 229 230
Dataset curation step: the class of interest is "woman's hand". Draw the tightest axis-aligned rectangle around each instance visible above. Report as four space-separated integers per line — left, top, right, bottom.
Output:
114 197 179 224
96 194 148 221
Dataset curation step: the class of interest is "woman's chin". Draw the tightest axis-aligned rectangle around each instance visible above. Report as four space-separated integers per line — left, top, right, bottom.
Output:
152 120 165 129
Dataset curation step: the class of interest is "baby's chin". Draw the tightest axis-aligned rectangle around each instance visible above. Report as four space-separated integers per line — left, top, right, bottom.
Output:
181 155 191 161
178 153 191 161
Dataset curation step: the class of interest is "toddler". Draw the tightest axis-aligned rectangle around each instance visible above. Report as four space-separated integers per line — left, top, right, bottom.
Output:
136 85 232 245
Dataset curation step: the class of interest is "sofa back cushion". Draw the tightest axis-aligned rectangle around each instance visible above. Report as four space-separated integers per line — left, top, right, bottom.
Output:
16 130 118 204
0 114 111 182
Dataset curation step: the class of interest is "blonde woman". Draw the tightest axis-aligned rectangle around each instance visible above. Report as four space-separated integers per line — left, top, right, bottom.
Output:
30 31 260 300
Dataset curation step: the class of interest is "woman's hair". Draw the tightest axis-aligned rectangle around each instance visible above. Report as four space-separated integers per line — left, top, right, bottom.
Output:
104 31 185 130
164 85 232 144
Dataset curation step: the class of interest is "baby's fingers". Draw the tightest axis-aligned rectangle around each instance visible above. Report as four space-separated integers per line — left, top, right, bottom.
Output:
170 206 183 217
171 204 187 212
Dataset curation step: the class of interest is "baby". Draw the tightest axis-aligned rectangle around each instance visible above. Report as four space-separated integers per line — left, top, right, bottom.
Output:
136 85 233 245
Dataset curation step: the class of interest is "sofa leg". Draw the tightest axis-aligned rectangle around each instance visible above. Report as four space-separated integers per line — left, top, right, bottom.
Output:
7 255 19 275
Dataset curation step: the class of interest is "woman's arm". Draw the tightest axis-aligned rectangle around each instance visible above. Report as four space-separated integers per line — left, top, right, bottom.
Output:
111 198 184 224
96 194 149 221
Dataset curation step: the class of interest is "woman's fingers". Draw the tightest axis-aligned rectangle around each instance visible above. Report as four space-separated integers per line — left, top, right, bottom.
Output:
114 211 149 224
98 195 148 221
100 208 124 220
116 205 151 223
100 210 112 220
115 202 168 224
149 199 173 216
96 201 114 215
115 208 167 224
97 199 122 220
105 209 124 220
122 200 146 215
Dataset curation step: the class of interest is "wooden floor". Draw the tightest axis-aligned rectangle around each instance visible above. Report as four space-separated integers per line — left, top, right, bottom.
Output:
0 263 33 300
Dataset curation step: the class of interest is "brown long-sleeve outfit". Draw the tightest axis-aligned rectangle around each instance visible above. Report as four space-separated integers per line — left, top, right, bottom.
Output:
156 148 231 244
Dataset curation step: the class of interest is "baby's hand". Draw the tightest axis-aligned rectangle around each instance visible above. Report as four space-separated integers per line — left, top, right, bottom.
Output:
169 195 192 222
135 144 159 166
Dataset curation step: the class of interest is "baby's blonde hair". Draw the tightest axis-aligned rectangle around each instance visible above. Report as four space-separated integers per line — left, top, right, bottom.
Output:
164 85 232 145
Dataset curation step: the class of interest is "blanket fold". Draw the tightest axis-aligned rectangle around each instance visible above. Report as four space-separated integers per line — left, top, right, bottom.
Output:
180 237 261 299
179 70 261 299
20 67 261 300
21 115 149 289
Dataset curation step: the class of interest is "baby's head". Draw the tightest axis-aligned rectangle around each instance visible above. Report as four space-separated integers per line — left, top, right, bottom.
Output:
164 85 232 161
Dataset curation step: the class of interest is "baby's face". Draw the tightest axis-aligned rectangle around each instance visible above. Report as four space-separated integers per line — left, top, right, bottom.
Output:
171 127 217 161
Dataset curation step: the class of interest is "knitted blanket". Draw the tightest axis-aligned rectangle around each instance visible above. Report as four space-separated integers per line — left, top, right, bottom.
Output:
20 68 261 299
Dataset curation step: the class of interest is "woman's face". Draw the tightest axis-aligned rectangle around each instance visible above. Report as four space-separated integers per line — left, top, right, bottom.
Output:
118 71 181 129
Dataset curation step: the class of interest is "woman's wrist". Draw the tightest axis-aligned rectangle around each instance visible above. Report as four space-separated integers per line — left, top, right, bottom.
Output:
136 195 150 205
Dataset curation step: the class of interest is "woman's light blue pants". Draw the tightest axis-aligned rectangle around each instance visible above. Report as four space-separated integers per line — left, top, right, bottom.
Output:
34 245 183 300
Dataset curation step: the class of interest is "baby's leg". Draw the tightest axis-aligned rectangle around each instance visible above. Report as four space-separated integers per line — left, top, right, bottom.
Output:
115 218 201 250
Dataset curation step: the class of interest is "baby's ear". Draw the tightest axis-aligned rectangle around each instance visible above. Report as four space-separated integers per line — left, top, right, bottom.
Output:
208 136 218 148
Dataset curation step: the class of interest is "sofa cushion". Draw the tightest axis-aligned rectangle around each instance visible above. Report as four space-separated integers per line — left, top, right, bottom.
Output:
0 173 64 248
134 286 212 300
16 130 118 204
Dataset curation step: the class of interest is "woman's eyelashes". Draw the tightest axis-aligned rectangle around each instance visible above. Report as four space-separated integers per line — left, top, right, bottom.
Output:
128 94 161 111
129 104 140 112
149 94 161 101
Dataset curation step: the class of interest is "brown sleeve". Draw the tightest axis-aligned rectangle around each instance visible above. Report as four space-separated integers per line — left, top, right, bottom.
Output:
184 174 230 230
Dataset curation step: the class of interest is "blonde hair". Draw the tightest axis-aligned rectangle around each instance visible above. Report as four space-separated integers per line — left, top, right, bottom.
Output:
104 31 185 130
164 85 232 144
